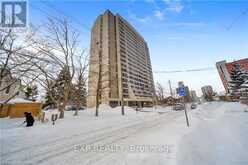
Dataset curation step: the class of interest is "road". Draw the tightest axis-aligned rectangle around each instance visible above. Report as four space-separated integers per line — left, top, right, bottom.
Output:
1 102 248 165
1 106 181 165
177 102 248 165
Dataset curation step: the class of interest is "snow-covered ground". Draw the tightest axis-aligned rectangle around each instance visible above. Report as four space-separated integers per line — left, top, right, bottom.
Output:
1 102 248 165
177 102 248 165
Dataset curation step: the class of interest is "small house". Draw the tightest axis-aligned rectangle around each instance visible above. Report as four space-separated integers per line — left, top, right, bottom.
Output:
0 98 42 118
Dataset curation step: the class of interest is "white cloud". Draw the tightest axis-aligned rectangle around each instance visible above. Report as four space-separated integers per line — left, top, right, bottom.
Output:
128 11 151 24
162 0 184 14
154 10 165 20
137 17 151 23
166 3 184 13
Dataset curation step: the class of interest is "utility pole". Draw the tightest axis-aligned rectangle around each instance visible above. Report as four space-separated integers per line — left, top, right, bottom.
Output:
121 95 125 115
168 80 173 97
183 97 190 127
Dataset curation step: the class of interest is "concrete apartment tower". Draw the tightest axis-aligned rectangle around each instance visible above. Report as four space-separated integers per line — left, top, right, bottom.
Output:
87 10 155 107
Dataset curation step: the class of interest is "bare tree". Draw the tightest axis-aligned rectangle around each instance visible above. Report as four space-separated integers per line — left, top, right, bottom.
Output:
91 51 125 116
32 17 86 118
90 42 115 117
0 28 40 102
31 58 59 108
0 28 49 118
95 46 101 117
156 82 165 103
71 51 88 116
89 43 108 117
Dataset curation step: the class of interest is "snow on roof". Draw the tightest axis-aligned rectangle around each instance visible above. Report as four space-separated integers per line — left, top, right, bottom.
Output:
7 98 35 104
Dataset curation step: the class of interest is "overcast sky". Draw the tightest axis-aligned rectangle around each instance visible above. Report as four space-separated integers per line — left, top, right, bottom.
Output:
30 0 248 96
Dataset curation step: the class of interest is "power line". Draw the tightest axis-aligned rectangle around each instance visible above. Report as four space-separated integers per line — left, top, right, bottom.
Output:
153 67 215 73
30 2 90 35
39 0 91 31
30 2 90 48
227 8 248 30
30 3 216 75
30 3 67 24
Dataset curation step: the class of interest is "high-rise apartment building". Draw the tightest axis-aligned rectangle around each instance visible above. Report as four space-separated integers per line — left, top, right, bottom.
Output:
87 10 155 107
216 58 248 93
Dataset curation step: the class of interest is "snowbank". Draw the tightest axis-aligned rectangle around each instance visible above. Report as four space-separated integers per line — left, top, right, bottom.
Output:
177 102 248 165
7 98 33 104
43 109 60 122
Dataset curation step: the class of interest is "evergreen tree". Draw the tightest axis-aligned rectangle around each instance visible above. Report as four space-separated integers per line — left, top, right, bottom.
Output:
240 71 248 104
54 66 72 118
228 63 246 98
44 91 54 108
44 66 72 114
44 80 57 108
54 66 71 99
24 86 32 99
71 72 87 115
24 84 38 101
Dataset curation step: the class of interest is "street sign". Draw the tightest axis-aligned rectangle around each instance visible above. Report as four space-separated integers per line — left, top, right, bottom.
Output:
179 87 185 96
178 86 189 127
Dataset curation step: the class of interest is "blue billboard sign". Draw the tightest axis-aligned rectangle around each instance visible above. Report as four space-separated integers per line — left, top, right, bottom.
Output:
178 87 185 97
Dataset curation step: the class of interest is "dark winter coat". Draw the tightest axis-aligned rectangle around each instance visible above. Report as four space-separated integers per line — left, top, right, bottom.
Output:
24 112 35 127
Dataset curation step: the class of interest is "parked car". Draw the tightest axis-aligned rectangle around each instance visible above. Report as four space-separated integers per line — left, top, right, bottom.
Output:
173 103 184 111
65 105 85 111
191 103 197 109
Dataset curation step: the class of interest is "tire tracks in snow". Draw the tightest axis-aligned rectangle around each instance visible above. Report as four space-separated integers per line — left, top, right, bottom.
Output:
6 112 179 165
35 112 179 165
2 112 163 158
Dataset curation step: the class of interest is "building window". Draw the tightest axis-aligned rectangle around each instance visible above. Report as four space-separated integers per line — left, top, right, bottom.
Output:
123 89 128 93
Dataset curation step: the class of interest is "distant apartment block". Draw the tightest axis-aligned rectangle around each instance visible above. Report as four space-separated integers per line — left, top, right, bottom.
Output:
201 85 214 98
216 58 248 93
87 10 155 107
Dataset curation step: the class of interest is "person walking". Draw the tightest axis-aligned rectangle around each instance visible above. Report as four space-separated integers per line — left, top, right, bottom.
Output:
23 112 35 127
